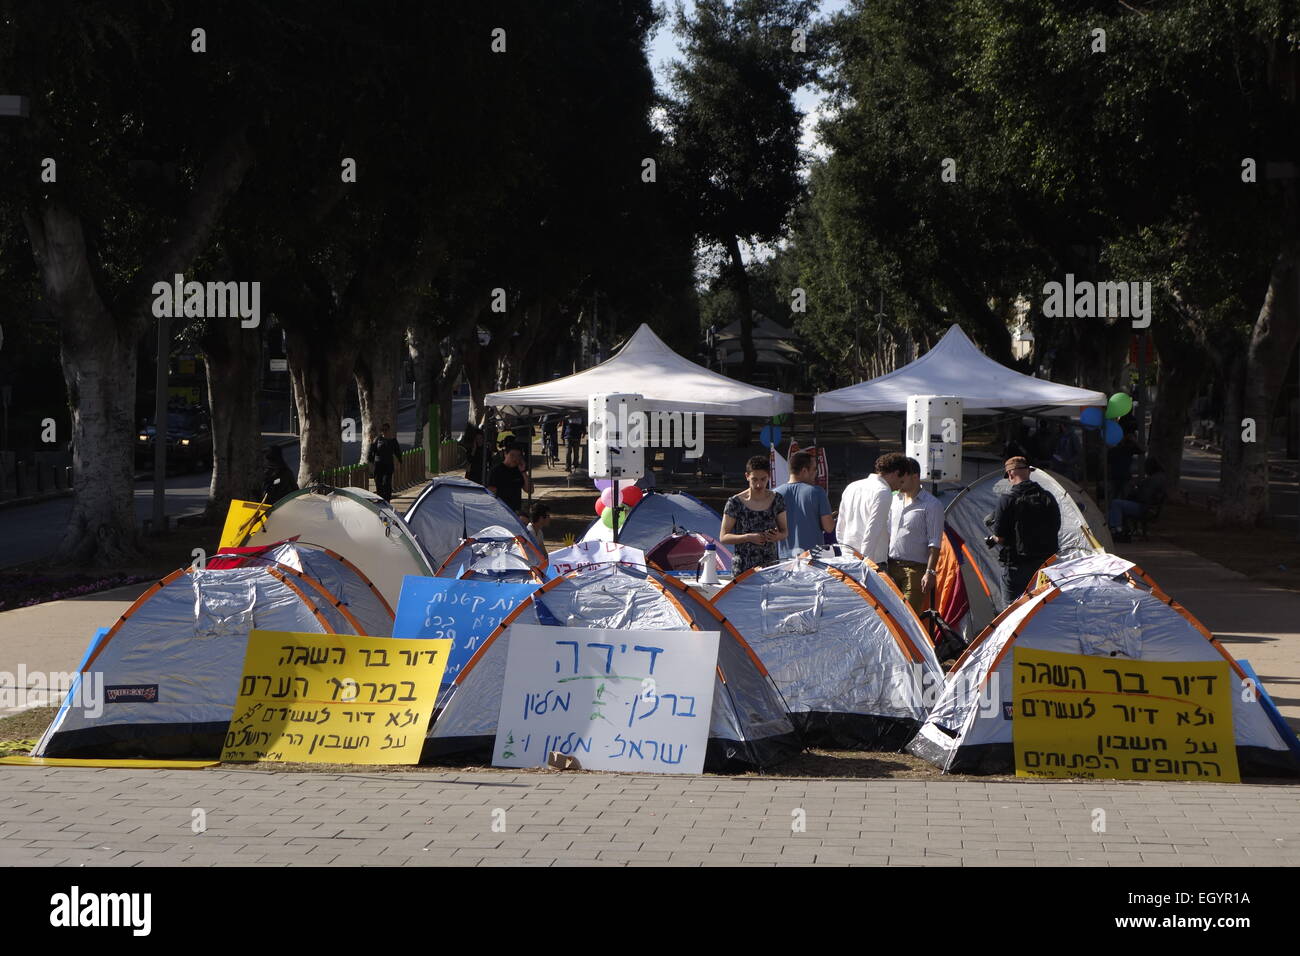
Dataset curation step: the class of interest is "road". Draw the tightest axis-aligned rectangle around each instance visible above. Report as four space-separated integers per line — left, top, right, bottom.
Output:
0 401 427 570
1177 444 1298 533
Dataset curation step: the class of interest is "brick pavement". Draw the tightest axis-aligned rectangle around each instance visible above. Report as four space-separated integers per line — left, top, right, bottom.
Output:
1 767 1297 866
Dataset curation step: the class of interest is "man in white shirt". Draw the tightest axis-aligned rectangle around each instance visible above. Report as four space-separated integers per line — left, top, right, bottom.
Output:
887 457 946 615
836 452 909 565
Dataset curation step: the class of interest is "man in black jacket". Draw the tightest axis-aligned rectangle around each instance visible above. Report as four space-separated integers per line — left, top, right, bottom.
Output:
987 457 1061 604
367 423 401 501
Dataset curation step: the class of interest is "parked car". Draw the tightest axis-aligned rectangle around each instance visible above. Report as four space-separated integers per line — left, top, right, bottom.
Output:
136 408 213 473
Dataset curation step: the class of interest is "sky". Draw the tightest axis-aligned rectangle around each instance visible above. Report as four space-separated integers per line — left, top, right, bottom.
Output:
645 1 852 273
646 0 851 157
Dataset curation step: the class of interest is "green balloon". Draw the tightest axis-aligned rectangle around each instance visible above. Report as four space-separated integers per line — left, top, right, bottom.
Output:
601 505 627 529
1106 392 1133 420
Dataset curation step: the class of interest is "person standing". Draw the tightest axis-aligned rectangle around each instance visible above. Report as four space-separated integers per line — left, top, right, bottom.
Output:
774 451 833 559
837 452 909 565
262 445 298 503
525 502 551 555
887 457 946 615
367 422 401 502
564 414 585 473
720 455 788 574
462 425 486 485
988 456 1062 603
1107 428 1141 500
487 447 533 516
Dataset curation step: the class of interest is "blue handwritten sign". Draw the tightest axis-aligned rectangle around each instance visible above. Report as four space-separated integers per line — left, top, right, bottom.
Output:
393 576 539 684
492 624 719 774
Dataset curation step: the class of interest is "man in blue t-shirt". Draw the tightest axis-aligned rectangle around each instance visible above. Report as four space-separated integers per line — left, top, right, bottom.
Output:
774 451 833 559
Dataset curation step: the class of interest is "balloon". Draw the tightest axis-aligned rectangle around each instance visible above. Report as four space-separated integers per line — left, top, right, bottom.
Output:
759 425 782 447
1106 392 1133 420
598 487 614 509
620 485 643 508
593 479 613 491
601 505 627 529
594 499 606 516
1080 407 1104 429
1104 420 1123 446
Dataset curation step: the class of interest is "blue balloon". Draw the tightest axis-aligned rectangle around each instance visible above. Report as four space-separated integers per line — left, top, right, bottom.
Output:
760 425 782 447
1080 407 1104 429
1104 420 1123 446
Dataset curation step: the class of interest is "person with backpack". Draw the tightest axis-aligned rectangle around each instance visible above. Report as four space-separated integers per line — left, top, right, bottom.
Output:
987 457 1061 604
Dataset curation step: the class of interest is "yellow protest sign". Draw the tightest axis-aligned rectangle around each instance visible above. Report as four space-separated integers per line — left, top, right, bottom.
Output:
1013 647 1240 782
218 499 271 550
221 630 450 765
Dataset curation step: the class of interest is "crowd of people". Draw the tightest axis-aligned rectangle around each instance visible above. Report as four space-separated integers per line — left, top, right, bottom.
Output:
720 450 1064 615
453 410 1162 614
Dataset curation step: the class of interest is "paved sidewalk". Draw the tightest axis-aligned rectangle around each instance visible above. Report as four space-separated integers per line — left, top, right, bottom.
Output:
1 767 1297 867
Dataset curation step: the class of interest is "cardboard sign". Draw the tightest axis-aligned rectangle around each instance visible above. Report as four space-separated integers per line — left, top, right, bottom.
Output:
492 624 719 774
218 499 270 550
1012 647 1240 782
392 576 538 684
548 540 646 576
222 630 449 765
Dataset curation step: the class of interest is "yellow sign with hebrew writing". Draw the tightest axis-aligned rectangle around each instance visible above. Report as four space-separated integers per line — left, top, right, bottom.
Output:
222 631 450 765
218 499 271 550
1012 647 1240 782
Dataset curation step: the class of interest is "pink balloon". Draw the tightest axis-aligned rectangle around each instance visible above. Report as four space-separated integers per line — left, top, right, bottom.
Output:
620 485 644 508
594 479 613 491
598 487 615 509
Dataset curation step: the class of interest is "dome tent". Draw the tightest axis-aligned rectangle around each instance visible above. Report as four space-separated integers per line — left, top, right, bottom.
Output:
35 566 337 759
436 525 546 583
908 554 1300 777
209 539 395 636
581 490 734 568
424 563 799 772
405 476 541 571
242 485 435 607
938 466 1111 639
710 552 943 749
645 531 735 576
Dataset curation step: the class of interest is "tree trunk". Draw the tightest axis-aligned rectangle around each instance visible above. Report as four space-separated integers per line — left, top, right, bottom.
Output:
1217 241 1300 526
23 204 141 566
200 315 264 519
725 235 756 380
462 337 496 427
355 320 403 460
60 329 142 566
407 322 433 442
285 324 354 487
1147 325 1206 486
437 349 459 442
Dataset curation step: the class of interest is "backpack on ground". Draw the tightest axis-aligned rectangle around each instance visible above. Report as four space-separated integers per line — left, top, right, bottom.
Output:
1013 482 1060 557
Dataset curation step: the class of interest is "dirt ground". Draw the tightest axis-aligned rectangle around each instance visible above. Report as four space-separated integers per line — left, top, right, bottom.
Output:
1149 499 1300 592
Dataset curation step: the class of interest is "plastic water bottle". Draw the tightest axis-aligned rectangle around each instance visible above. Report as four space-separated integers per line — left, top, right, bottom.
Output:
698 542 720 585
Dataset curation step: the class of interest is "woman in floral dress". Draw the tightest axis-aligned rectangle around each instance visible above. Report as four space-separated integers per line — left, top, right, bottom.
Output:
720 455 788 574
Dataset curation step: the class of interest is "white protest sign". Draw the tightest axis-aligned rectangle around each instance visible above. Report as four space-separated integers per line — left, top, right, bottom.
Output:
547 539 646 576
492 624 719 774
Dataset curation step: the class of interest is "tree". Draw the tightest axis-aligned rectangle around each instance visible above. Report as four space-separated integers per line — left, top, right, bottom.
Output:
0 2 265 564
664 0 816 382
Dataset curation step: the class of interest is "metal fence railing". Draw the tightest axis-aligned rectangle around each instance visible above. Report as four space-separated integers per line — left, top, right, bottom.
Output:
317 447 427 496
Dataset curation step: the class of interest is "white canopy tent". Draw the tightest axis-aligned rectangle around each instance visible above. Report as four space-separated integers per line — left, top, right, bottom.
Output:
813 325 1106 415
486 323 793 417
